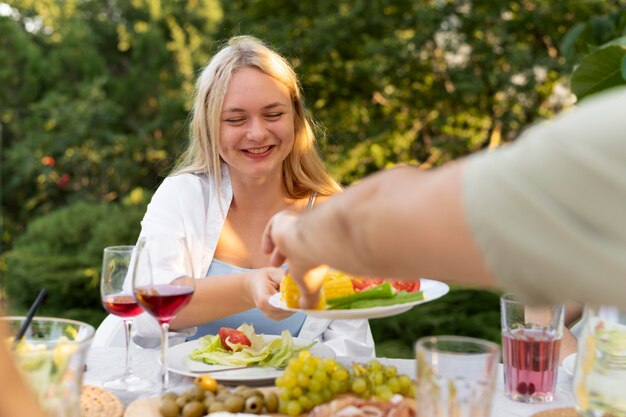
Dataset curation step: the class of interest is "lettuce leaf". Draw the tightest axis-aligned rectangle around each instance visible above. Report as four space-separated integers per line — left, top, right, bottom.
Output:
188 324 315 368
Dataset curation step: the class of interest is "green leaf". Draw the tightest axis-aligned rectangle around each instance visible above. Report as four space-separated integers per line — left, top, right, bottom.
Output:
560 22 586 58
605 36 626 47
571 45 626 101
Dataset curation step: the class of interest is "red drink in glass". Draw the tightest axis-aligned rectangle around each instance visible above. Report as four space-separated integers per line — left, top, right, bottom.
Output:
134 284 194 324
502 328 561 403
102 294 143 318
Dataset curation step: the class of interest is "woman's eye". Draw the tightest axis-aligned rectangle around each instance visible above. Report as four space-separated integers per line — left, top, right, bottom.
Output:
225 117 245 124
265 112 283 119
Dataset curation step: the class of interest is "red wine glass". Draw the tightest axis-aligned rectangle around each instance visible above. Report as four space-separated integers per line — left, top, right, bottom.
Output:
100 245 152 391
131 236 195 391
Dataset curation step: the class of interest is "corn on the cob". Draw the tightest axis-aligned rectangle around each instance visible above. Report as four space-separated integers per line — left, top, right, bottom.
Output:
280 268 355 310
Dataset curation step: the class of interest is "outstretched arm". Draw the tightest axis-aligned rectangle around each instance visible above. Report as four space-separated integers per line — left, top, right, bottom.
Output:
170 268 292 329
263 162 496 308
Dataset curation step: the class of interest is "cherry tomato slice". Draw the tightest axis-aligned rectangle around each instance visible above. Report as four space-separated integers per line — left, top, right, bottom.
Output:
218 327 251 351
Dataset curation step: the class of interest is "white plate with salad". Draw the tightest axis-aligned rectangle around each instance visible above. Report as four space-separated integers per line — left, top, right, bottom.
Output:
167 326 334 382
269 278 449 320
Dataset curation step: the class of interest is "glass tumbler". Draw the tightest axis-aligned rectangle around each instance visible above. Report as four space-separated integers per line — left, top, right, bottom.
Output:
500 293 565 403
574 305 626 417
3 316 94 417
415 335 500 417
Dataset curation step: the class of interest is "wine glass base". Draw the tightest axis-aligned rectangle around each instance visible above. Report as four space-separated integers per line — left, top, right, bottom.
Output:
103 375 153 392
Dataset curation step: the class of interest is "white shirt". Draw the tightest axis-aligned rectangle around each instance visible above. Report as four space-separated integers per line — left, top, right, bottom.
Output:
133 165 375 357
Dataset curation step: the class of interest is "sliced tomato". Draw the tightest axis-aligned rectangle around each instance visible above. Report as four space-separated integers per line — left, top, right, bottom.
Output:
218 327 251 351
389 279 420 292
351 277 383 292
351 276 421 293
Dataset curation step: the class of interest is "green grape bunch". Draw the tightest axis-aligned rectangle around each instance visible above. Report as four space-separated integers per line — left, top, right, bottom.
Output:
275 352 413 416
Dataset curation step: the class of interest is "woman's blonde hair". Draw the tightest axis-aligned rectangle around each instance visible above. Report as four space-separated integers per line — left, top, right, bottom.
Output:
173 36 340 198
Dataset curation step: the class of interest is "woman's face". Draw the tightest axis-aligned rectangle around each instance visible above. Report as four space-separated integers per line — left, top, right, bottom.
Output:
219 67 295 183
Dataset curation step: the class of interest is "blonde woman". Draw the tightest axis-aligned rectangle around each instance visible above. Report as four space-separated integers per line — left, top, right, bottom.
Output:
130 36 374 357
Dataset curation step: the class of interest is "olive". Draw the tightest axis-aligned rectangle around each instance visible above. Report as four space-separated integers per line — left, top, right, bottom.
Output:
244 395 264 414
175 394 191 408
203 390 216 401
223 395 245 413
161 392 178 402
241 388 264 399
263 391 279 413
202 397 215 410
208 401 226 413
215 390 231 402
181 401 205 417
186 386 205 402
158 398 180 417
231 385 250 394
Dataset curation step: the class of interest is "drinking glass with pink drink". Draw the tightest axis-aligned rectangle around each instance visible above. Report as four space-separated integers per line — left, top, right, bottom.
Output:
500 293 565 403
132 236 195 391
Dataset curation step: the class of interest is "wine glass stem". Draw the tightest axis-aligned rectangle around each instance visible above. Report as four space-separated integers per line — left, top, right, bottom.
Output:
160 322 170 391
122 319 134 380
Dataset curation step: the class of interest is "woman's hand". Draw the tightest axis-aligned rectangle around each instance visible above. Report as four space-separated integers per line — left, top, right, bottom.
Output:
246 268 294 320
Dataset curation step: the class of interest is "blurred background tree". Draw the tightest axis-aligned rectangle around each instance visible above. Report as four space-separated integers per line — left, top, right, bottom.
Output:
1 0 623 357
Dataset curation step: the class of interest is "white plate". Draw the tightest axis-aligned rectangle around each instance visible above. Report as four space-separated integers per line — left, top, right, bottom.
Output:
562 353 576 377
269 278 450 320
167 336 335 383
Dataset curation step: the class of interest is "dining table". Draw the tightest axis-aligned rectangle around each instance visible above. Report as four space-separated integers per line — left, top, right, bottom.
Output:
83 345 577 417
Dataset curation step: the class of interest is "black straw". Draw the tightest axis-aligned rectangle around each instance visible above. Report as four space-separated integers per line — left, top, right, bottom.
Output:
12 289 47 348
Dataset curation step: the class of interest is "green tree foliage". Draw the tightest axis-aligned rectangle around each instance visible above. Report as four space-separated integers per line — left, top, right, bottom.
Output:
4 191 151 325
561 11 626 100
1 0 222 246
217 0 617 183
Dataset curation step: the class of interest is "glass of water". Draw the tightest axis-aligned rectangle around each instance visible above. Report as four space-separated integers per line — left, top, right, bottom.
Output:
415 335 500 417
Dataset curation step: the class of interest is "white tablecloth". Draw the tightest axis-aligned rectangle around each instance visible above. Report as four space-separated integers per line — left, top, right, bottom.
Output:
84 346 576 416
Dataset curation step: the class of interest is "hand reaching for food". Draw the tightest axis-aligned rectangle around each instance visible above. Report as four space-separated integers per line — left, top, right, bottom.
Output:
247 268 294 320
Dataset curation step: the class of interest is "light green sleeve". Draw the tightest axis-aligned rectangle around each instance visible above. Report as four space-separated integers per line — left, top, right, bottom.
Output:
462 87 626 308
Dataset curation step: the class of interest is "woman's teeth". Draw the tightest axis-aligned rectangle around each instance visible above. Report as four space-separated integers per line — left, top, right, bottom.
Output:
246 146 270 154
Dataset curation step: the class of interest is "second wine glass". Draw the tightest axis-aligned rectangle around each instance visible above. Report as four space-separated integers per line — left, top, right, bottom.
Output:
101 245 152 391
131 236 195 391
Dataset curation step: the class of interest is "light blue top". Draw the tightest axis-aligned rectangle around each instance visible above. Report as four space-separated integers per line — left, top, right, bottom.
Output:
187 259 306 340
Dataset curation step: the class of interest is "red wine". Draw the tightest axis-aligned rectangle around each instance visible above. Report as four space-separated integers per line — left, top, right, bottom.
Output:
134 284 194 324
102 294 143 318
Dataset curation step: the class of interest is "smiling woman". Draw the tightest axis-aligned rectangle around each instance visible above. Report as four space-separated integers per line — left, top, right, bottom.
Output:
108 36 376 358
218 67 295 180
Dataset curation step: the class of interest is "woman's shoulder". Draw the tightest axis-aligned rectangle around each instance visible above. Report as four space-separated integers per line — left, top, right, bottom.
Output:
163 172 211 185
151 172 215 204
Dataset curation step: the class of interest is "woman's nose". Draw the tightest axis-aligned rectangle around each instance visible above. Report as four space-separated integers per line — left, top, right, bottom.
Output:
246 117 268 141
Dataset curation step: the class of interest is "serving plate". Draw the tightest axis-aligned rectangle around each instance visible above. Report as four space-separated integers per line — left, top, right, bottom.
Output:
167 336 334 383
269 278 449 320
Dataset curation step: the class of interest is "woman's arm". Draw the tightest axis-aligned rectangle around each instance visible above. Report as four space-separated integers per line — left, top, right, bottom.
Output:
138 176 291 331
170 268 291 329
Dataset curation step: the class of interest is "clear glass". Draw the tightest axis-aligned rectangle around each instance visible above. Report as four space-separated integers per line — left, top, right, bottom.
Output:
100 245 152 391
415 335 500 417
131 236 195 391
3 316 94 417
574 305 626 417
500 293 565 403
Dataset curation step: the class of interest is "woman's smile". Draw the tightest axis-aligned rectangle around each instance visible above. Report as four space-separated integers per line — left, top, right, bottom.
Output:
242 145 274 158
